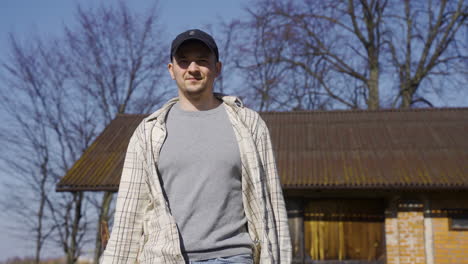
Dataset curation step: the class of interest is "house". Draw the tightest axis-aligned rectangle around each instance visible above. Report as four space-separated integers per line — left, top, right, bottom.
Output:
57 107 468 264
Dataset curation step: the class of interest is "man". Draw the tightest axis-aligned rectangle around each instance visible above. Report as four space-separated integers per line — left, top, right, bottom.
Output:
101 29 291 264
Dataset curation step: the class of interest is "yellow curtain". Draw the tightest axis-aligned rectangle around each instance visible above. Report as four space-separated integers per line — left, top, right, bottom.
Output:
304 199 385 260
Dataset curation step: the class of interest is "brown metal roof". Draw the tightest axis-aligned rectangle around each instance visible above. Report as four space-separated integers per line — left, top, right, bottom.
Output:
56 108 468 192
56 114 147 192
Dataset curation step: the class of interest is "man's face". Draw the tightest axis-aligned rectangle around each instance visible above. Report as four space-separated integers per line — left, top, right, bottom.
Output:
168 41 221 97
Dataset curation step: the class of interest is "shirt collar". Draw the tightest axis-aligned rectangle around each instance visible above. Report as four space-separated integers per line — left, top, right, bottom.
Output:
146 93 244 124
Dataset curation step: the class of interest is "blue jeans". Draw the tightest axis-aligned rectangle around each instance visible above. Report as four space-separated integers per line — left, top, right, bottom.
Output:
189 254 253 264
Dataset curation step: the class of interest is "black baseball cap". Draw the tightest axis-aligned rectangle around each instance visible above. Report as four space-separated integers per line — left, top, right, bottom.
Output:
170 29 219 61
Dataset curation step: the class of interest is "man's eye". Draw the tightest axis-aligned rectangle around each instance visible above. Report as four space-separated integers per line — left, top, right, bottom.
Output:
177 60 189 66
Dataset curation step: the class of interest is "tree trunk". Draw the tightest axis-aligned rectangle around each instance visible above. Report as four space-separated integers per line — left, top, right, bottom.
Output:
67 192 83 264
400 82 415 108
94 191 114 264
35 190 45 264
367 63 380 110
35 158 49 264
35 188 45 264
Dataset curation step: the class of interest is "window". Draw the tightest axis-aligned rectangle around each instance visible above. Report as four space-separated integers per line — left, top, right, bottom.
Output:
303 199 385 261
449 210 468 230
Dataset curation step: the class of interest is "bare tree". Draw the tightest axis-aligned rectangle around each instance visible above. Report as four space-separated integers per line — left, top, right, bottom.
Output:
218 14 329 111
232 0 387 110
1 2 169 263
211 20 241 95
385 0 467 108
235 14 292 111
235 0 467 111
0 34 95 264
66 2 168 122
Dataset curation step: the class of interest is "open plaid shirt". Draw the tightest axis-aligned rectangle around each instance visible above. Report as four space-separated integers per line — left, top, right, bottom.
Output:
101 94 292 264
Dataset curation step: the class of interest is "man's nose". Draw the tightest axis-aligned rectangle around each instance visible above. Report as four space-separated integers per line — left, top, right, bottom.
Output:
187 61 199 72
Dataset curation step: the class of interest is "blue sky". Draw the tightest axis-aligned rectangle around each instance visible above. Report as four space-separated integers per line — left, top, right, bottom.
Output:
0 0 250 53
0 0 249 260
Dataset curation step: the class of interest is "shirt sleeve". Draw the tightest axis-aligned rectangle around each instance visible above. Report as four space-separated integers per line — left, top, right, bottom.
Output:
101 125 150 264
255 118 292 263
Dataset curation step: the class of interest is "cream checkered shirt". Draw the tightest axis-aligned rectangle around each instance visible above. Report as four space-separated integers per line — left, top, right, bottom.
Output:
101 94 292 264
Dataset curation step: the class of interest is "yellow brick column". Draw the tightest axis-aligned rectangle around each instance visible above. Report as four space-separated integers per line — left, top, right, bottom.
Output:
397 201 426 264
385 200 427 264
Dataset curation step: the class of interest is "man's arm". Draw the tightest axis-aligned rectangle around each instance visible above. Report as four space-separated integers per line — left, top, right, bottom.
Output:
101 125 150 264
255 118 292 263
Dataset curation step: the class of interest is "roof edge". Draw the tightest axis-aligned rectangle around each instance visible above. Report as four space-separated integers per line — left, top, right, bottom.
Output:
283 184 468 191
260 107 468 115
56 185 119 192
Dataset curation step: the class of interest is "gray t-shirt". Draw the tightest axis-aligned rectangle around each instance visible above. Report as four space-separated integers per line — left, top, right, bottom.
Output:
158 102 253 261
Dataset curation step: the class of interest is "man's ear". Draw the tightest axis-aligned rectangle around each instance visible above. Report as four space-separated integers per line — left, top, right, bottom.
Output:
168 63 175 80
215 61 222 78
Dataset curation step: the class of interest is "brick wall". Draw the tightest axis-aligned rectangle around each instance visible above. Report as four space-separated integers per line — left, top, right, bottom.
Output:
432 215 468 263
385 199 468 264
